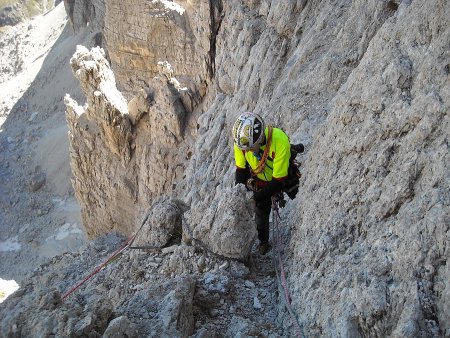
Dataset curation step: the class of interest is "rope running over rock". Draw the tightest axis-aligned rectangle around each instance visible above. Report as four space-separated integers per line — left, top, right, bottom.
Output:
271 195 305 338
61 213 151 300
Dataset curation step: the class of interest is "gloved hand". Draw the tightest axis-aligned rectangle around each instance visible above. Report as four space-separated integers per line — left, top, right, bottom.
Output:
235 168 250 186
253 179 283 202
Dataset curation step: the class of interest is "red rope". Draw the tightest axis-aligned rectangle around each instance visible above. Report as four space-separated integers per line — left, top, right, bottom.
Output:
62 213 152 301
61 235 133 301
251 126 273 176
272 199 304 338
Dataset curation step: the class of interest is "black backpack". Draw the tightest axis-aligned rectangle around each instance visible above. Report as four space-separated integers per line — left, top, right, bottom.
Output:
283 143 304 199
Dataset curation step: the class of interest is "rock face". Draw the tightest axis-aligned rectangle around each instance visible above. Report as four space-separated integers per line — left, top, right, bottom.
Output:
65 46 193 238
65 46 135 237
64 44 255 259
288 1 450 336
63 0 449 336
185 184 257 261
102 0 221 97
65 0 222 102
133 197 186 248
63 0 105 33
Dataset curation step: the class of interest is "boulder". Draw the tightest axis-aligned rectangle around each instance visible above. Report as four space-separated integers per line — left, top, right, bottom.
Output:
133 198 186 248
103 316 137 338
185 184 256 261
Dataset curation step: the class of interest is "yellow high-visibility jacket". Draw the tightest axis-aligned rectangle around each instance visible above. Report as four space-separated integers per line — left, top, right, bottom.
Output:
234 127 291 182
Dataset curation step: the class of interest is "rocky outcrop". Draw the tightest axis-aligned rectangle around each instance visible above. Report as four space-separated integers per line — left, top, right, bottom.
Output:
65 46 193 238
62 0 449 336
133 197 186 248
63 0 105 33
184 185 257 261
0 235 197 337
63 0 222 98
65 46 135 237
181 0 449 336
0 233 281 337
102 0 222 99
288 1 450 336
65 45 255 260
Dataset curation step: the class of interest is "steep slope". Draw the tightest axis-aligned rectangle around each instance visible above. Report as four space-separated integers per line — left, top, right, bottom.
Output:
0 3 94 282
181 0 449 336
0 0 59 27
0 0 448 337
64 0 449 336
288 1 449 335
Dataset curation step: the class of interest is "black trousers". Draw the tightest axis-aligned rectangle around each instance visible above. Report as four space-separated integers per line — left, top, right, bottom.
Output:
254 196 271 243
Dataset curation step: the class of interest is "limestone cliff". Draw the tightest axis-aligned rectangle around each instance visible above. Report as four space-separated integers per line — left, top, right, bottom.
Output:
103 0 221 99
65 45 192 238
63 0 104 33
184 1 449 335
64 0 449 336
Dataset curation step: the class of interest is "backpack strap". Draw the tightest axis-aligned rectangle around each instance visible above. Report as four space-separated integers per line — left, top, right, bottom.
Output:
251 126 273 176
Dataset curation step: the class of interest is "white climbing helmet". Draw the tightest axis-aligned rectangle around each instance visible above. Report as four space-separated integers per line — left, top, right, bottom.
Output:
232 112 265 150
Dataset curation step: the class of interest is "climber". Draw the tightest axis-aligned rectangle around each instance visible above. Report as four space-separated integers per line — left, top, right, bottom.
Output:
232 112 303 255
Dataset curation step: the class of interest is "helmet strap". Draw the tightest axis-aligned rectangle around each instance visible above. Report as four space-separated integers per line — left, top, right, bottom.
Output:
260 134 267 146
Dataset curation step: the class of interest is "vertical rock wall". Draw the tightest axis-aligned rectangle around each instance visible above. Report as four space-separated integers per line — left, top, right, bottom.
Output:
103 0 221 97
64 1 224 239
65 46 190 238
64 0 105 33
64 0 449 335
288 1 450 335
181 0 449 336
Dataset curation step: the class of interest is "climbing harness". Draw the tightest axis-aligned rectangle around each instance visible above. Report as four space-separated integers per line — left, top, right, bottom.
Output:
61 213 151 301
271 194 305 338
246 141 303 198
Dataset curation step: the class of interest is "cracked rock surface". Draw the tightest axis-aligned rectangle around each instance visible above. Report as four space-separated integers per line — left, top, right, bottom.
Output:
0 0 449 337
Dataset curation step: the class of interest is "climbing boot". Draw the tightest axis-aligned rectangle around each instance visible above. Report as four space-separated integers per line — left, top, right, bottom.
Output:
259 241 271 255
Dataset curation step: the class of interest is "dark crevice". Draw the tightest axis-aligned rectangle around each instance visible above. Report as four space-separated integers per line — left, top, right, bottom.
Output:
63 0 75 29
208 0 223 79
387 1 399 12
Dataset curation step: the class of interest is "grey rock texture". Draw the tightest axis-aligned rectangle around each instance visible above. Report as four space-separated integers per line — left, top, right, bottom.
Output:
185 0 448 336
65 46 192 238
225 316 278 338
0 234 283 337
0 3 23 27
103 316 138 338
65 46 135 238
288 1 450 336
64 0 105 33
133 197 186 248
102 0 221 98
185 184 257 261
53 0 450 336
